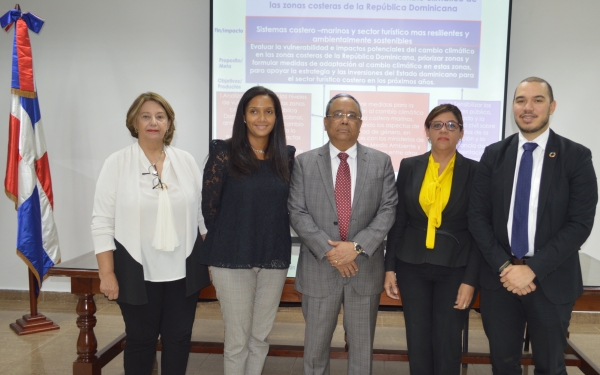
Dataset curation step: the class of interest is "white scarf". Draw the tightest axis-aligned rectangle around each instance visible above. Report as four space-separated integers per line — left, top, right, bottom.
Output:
152 185 180 252
113 143 201 263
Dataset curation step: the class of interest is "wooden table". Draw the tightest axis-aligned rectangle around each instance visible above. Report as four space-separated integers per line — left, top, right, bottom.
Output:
48 252 600 375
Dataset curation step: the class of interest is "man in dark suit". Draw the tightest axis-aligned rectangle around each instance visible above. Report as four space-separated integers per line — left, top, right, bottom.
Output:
468 77 598 374
288 93 397 375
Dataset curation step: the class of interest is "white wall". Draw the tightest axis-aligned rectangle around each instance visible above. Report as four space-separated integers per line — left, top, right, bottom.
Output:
504 0 600 259
0 0 598 292
0 0 210 292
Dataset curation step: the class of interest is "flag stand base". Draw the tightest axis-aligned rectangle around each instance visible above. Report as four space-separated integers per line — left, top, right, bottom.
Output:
10 314 60 335
5 4 61 337
9 268 60 335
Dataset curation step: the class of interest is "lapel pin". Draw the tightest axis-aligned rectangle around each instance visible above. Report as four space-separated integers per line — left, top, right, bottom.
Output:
549 152 556 158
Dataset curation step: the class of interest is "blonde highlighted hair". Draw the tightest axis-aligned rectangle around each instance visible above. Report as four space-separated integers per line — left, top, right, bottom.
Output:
126 92 176 145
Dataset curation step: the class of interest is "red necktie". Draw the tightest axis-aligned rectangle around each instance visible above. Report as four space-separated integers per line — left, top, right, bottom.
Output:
335 152 352 241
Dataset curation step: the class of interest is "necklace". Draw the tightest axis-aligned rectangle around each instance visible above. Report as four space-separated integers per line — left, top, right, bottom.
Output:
141 149 166 189
252 147 265 154
151 150 165 165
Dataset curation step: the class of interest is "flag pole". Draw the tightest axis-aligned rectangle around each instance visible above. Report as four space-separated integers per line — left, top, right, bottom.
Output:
28 268 38 316
9 269 59 335
3 4 60 335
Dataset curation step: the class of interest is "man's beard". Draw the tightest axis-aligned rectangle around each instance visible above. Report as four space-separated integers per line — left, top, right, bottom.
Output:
514 113 550 134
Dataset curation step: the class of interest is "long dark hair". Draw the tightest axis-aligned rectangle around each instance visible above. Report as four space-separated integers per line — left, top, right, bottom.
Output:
228 86 290 182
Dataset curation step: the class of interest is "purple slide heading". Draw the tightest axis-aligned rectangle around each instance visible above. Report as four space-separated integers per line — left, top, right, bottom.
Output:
247 17 481 46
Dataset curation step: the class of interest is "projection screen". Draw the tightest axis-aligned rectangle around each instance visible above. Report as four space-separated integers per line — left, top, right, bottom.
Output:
211 0 512 276
211 0 511 166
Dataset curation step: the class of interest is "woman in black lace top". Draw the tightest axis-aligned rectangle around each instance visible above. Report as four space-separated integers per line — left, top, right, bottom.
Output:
200 86 295 375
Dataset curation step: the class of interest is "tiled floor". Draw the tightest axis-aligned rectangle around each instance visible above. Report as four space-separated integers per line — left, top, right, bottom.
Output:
1 296 599 374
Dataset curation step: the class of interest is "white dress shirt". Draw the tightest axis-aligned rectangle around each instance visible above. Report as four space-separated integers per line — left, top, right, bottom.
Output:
330 142 358 206
92 143 207 281
507 128 550 257
139 153 187 282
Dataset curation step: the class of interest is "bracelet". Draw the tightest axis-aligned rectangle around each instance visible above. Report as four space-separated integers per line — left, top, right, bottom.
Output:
498 260 511 274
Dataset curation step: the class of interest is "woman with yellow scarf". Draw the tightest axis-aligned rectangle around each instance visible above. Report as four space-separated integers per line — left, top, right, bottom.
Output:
384 104 480 375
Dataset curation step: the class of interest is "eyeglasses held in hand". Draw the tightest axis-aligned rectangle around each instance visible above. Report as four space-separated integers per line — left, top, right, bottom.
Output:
429 121 463 131
142 164 165 189
326 112 362 122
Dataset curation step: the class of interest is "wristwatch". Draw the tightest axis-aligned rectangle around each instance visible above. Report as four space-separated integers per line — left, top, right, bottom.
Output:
353 242 364 255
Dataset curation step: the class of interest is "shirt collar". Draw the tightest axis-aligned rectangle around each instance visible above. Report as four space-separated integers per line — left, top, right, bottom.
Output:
518 127 550 151
330 142 358 160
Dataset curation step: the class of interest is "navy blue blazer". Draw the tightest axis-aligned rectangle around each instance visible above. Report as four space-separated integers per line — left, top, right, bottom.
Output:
468 129 598 304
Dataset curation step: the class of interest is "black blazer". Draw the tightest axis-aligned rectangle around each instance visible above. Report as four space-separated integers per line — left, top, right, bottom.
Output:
385 151 481 287
113 230 210 305
468 129 598 304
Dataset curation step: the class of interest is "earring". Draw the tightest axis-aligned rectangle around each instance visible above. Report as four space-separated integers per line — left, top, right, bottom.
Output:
134 128 138 133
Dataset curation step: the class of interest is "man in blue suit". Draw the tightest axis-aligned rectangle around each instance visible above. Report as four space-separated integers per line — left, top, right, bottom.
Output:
469 77 598 374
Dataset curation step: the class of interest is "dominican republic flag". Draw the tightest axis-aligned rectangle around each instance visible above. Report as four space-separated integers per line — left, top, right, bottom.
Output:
2 7 60 297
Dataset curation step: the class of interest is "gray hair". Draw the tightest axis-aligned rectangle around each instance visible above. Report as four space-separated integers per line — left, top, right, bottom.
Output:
325 93 362 117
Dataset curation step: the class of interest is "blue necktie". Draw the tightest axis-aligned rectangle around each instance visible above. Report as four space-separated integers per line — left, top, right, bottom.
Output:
511 142 538 259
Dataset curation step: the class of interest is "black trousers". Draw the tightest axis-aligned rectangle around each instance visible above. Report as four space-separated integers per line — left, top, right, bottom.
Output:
118 278 198 375
396 261 471 375
480 283 574 375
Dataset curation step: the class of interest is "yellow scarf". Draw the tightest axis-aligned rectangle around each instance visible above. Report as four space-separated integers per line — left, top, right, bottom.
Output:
419 153 456 249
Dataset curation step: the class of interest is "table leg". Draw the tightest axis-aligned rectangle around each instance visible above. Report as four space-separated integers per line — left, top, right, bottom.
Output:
73 293 100 375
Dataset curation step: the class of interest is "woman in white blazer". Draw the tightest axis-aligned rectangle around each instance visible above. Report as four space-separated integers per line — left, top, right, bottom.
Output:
91 92 209 375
